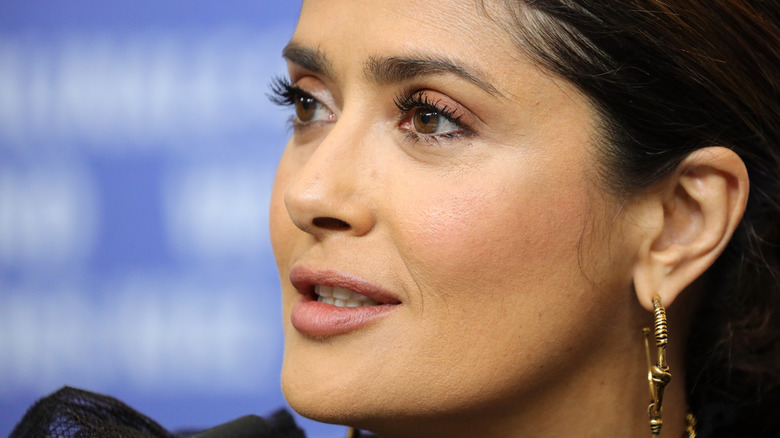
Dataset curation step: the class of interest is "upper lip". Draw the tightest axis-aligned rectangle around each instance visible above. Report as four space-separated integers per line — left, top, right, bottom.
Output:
289 265 402 305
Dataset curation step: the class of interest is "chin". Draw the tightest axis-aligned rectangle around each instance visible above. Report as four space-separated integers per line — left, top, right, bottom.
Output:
280 335 364 423
281 358 374 428
280 337 416 432
279 306 407 422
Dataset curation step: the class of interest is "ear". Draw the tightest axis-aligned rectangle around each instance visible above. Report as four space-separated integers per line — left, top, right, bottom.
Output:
632 147 749 310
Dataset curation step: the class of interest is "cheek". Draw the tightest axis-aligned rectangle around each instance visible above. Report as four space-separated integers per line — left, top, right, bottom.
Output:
269 150 297 260
382 177 600 410
269 178 288 252
397 182 589 292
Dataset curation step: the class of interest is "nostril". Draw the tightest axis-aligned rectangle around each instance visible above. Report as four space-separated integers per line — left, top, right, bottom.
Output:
312 216 351 230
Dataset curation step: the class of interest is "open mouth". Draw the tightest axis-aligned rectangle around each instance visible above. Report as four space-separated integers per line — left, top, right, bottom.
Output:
290 270 401 336
315 285 381 307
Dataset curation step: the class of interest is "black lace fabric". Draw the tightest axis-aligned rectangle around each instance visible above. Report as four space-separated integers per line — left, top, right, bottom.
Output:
10 386 306 438
11 387 174 438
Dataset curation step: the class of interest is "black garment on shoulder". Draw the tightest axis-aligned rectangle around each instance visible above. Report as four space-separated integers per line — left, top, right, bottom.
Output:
10 386 306 438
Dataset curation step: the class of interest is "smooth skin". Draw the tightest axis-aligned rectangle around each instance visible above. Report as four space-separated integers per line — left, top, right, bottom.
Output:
269 1 749 436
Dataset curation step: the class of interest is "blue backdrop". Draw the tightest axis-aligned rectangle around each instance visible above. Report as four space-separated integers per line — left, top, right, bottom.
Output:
0 2 345 436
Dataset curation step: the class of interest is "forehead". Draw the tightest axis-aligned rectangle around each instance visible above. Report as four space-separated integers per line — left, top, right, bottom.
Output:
293 0 518 74
297 0 505 33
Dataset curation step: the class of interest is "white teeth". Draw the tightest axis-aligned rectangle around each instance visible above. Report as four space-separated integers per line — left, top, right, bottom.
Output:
315 285 380 307
332 287 351 300
317 285 334 298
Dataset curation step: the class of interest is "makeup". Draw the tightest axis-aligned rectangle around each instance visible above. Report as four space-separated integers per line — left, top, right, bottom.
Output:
289 266 401 337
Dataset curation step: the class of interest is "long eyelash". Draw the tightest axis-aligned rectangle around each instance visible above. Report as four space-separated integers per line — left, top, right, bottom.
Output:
393 92 463 127
268 76 323 132
268 75 313 107
393 91 474 146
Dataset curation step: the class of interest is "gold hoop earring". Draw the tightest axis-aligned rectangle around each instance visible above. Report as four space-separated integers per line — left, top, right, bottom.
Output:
643 295 672 438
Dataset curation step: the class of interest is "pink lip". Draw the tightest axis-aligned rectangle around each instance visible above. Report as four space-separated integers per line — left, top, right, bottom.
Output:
289 265 401 338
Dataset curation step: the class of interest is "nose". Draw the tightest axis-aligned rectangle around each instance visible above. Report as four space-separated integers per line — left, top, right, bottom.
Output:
282 123 376 239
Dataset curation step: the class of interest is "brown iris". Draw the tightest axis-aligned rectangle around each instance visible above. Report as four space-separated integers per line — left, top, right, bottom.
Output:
295 95 317 122
413 110 441 134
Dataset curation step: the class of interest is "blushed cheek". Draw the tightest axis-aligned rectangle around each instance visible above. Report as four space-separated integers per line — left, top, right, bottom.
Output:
399 188 588 292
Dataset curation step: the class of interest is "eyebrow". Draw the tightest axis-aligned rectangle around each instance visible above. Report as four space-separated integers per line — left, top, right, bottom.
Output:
365 54 499 96
282 42 334 77
283 41 499 96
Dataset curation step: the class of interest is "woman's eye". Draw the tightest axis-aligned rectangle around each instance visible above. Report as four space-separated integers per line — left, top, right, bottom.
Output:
394 91 471 141
295 95 330 123
268 77 334 125
411 108 460 135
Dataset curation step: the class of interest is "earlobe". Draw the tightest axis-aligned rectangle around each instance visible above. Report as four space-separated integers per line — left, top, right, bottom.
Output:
632 147 749 310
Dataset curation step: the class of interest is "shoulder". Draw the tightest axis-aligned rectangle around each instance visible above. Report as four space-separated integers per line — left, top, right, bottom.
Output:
11 386 306 438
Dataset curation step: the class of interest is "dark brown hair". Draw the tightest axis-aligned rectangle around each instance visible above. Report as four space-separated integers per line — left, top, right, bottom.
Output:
499 0 780 435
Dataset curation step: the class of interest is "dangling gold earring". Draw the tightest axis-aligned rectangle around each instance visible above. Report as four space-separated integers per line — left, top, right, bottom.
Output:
643 295 672 438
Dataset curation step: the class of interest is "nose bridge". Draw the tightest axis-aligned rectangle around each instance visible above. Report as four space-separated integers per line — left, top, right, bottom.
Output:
283 115 376 237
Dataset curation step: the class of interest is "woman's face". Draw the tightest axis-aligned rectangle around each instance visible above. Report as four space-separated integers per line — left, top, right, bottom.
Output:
270 0 637 434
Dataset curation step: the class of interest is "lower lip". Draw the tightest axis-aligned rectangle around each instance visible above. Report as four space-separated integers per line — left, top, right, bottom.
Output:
290 295 399 337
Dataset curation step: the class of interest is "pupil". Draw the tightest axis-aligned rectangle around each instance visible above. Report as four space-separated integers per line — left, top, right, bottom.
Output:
296 96 316 122
414 110 440 134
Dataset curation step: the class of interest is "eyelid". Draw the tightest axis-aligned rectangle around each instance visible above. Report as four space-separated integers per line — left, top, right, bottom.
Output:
395 89 477 139
270 75 338 129
284 61 341 105
296 77 337 108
